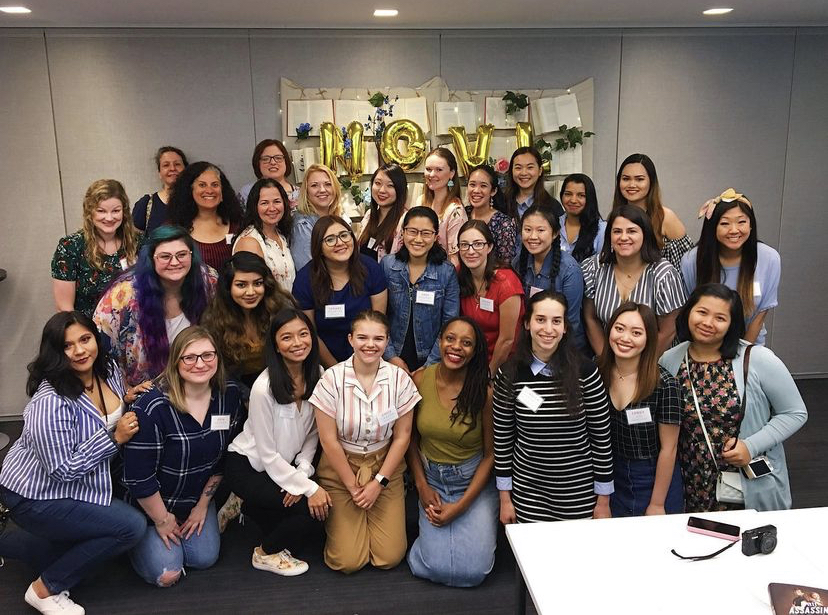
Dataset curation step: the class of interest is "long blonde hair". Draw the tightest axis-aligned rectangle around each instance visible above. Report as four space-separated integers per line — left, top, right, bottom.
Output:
81 179 140 270
160 326 226 413
297 164 342 217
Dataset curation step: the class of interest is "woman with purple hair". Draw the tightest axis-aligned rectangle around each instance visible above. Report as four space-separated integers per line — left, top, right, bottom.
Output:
94 225 218 398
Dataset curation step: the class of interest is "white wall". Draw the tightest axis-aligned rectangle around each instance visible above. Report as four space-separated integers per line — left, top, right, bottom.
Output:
1 26 826 416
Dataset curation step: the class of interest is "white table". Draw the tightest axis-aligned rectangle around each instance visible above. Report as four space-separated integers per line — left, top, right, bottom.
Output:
506 507 828 614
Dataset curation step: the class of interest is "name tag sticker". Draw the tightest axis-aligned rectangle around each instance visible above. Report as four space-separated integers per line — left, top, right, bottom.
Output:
626 407 653 425
517 386 543 412
753 281 761 296
119 257 129 270
378 405 398 426
279 406 297 420
367 237 377 249
325 304 346 319
529 286 544 297
416 290 435 305
225 233 234 245
211 415 230 431
479 297 495 312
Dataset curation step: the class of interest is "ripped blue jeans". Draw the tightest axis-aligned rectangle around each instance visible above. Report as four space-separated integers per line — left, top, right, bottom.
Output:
128 502 219 586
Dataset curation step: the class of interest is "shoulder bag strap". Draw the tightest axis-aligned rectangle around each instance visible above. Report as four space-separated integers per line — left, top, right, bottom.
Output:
145 193 154 227
684 349 718 465
731 344 754 441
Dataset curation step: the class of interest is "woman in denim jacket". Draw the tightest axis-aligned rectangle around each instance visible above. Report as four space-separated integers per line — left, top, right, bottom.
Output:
381 207 460 374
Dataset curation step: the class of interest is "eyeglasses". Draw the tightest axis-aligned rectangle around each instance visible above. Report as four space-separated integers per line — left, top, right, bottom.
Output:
260 155 285 164
458 240 490 252
403 227 437 240
155 250 192 264
180 351 217 366
323 231 353 247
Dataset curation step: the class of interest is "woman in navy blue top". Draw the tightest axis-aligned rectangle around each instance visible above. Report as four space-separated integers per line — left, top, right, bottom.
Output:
123 325 243 587
0 311 145 615
292 215 388 368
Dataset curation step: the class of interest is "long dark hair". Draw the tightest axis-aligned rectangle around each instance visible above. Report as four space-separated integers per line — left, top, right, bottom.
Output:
599 204 662 265
132 225 212 378
240 177 293 244
695 199 758 316
310 215 365 308
467 164 507 213
506 290 583 415
612 153 666 249
457 220 498 298
515 204 562 286
202 252 295 369
676 283 746 359
395 206 448 264
438 317 490 435
598 303 660 403
560 173 603 262
264 308 321 404
505 147 556 222
359 163 408 255
168 161 243 229
27 311 112 398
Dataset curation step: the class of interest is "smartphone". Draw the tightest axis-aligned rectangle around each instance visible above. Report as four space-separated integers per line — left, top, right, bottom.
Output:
743 456 773 480
687 516 741 542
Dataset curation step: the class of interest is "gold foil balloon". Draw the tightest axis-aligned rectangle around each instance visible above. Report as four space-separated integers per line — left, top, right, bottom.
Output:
514 121 550 175
319 120 365 180
448 124 494 176
380 119 427 172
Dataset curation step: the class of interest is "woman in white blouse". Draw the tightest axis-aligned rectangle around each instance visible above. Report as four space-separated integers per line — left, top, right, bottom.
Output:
310 310 421 573
225 308 331 577
233 178 296 291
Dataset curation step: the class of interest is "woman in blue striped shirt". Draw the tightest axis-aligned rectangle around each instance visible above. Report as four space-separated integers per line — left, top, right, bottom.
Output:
0 311 146 615
123 326 243 587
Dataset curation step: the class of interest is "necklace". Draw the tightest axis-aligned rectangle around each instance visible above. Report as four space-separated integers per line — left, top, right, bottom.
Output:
614 367 638 381
84 380 95 392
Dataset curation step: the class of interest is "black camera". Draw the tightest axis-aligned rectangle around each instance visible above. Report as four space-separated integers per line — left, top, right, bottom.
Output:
741 524 777 556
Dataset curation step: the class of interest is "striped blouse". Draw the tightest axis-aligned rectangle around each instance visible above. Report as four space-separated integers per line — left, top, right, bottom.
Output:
0 366 125 506
309 357 421 454
493 360 614 522
581 255 687 327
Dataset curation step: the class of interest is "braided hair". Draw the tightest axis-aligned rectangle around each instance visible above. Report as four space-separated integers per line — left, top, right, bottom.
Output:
516 204 562 289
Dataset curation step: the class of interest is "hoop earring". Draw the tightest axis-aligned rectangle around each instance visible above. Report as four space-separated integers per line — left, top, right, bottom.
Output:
447 179 455 188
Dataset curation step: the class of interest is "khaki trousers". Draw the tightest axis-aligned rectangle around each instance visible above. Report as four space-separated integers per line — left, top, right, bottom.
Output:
316 447 406 573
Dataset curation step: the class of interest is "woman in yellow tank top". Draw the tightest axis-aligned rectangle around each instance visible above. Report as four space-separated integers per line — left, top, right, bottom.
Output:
405 317 498 587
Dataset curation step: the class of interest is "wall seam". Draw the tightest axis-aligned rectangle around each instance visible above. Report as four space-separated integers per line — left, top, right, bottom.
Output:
42 30 67 234
247 29 258 142
614 30 624 168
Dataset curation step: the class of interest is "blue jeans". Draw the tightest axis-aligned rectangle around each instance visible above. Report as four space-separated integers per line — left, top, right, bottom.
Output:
129 502 220 586
407 454 498 587
610 456 684 517
0 485 146 594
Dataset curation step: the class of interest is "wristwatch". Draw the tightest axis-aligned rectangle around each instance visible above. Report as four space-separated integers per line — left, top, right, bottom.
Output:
374 473 389 488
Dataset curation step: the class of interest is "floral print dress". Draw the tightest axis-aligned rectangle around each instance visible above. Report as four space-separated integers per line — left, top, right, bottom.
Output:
677 358 743 512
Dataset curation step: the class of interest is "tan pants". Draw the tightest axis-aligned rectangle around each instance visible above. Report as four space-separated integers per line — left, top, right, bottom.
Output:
316 447 407 573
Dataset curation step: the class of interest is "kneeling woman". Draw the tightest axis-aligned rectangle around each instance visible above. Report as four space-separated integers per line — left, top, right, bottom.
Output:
310 311 421 573
494 291 613 523
123 326 243 587
659 283 807 512
406 317 498 587
0 312 145 615
599 303 683 517
225 309 332 576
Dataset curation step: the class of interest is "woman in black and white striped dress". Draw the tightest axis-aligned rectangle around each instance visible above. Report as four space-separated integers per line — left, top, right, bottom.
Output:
582 205 686 358
494 290 614 524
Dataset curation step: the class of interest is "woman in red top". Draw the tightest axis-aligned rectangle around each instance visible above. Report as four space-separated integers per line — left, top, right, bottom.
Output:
457 220 524 375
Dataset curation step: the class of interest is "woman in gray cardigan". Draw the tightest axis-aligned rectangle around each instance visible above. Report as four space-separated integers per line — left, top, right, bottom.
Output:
659 283 806 512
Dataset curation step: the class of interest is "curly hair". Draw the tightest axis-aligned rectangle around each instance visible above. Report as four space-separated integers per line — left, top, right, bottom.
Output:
438 317 490 436
202 252 296 369
167 161 243 230
81 179 140 271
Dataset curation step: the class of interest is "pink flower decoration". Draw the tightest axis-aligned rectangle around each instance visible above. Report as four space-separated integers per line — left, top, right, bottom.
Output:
494 158 509 174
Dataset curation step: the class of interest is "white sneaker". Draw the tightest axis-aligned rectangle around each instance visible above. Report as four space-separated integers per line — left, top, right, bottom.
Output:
217 492 243 533
251 546 309 576
24 584 85 614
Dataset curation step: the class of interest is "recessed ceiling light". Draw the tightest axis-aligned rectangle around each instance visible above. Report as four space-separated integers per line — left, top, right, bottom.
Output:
0 6 31 13
703 7 734 15
373 9 398 17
